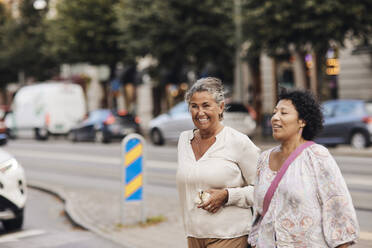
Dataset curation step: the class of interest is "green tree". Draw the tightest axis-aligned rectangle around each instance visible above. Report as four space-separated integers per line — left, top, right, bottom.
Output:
242 0 372 97
47 0 123 78
0 1 7 25
116 0 236 85
0 1 16 98
0 0 57 84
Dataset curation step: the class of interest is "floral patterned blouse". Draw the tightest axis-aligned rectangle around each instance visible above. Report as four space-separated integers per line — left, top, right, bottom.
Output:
248 143 359 247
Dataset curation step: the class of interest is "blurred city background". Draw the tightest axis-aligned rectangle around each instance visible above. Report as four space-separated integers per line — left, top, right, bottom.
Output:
0 0 371 247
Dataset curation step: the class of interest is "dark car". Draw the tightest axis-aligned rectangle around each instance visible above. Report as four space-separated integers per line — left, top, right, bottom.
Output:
68 109 141 143
0 105 9 145
315 99 372 149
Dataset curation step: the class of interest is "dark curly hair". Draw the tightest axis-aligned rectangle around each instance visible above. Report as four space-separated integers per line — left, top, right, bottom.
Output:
278 89 323 140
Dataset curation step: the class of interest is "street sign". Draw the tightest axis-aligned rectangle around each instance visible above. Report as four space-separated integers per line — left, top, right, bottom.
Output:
121 134 146 224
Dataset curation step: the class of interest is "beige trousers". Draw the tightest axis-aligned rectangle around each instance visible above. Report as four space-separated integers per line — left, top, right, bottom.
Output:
187 235 249 248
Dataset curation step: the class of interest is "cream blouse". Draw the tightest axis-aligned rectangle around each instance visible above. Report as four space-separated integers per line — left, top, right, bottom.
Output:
248 144 359 247
176 126 260 239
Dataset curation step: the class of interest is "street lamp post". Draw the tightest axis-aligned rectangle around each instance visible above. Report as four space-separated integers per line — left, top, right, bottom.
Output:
233 0 244 102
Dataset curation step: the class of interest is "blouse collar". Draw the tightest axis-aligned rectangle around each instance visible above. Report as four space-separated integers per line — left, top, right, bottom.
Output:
187 126 226 143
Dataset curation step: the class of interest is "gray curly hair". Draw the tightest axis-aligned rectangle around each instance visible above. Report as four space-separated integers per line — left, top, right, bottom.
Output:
184 77 225 119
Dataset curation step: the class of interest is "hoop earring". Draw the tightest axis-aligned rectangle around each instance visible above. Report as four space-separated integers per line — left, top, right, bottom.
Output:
298 127 303 136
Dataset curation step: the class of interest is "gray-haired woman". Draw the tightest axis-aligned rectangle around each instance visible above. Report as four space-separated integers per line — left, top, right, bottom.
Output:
176 77 260 248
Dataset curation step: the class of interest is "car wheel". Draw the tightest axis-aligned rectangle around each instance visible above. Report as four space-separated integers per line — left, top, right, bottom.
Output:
68 131 78 142
151 128 164 145
95 130 109 143
0 138 7 146
35 128 49 140
7 129 17 139
350 131 369 149
3 209 24 231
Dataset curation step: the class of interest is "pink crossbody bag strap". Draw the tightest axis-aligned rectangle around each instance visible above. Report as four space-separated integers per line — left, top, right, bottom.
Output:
261 141 315 219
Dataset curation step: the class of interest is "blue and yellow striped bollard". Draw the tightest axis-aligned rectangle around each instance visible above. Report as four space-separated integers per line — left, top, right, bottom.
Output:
124 138 143 201
121 134 146 224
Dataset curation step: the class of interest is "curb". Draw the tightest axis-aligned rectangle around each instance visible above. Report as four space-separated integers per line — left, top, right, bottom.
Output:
27 182 87 231
27 181 130 248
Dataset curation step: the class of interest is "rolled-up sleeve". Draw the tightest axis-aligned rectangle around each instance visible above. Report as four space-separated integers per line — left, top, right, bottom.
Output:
248 152 265 246
313 148 359 247
225 138 259 208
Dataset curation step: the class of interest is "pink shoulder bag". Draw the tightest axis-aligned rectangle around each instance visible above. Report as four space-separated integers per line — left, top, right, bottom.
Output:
255 141 315 223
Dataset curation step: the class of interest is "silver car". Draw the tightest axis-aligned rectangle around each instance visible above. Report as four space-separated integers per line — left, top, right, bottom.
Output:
149 102 256 145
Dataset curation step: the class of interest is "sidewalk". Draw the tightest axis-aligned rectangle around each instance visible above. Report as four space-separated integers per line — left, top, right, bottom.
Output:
29 180 372 248
29 181 187 248
28 141 372 248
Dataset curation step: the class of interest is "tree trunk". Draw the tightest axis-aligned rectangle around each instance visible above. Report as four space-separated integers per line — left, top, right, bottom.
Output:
0 86 6 105
107 62 117 109
248 56 262 123
109 63 117 81
294 50 310 90
273 58 279 103
314 48 328 100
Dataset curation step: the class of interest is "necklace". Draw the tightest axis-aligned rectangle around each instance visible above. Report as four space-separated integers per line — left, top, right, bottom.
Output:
192 130 216 160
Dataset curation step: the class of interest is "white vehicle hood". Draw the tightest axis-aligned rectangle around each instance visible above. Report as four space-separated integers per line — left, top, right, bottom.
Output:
149 113 170 128
0 149 13 163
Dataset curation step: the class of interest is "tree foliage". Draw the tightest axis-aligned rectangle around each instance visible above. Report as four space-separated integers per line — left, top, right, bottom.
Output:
116 0 236 84
242 0 372 55
46 0 122 76
0 0 56 84
0 2 15 85
240 0 372 100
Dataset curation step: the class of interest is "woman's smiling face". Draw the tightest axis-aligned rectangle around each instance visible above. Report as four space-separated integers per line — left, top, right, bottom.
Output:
189 91 224 132
271 99 305 141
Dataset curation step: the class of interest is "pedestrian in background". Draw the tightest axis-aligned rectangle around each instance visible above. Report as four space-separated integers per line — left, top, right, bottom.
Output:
176 77 260 248
248 89 359 247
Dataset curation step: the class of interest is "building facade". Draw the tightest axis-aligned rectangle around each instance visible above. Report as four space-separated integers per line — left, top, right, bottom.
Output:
260 42 372 115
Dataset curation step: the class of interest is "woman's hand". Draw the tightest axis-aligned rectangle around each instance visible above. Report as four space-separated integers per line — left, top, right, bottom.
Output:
336 243 350 248
198 189 228 213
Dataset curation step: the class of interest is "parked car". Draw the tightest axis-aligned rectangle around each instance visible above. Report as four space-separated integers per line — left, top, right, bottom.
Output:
315 99 372 149
149 101 256 145
5 82 86 140
0 149 27 231
68 109 141 143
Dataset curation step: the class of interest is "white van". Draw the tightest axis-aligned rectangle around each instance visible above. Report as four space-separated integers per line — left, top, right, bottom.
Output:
6 82 86 140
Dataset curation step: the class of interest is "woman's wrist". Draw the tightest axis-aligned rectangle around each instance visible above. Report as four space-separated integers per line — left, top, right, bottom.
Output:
336 243 350 248
223 189 229 204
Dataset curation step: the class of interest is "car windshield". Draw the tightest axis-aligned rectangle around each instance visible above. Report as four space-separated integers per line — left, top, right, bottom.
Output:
322 103 334 117
334 102 358 116
365 102 372 115
86 110 110 124
169 102 188 116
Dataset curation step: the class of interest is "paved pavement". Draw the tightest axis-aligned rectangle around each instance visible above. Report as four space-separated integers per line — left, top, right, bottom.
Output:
29 181 186 248
28 142 372 248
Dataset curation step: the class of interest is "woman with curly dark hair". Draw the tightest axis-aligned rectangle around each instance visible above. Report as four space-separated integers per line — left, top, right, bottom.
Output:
248 89 359 247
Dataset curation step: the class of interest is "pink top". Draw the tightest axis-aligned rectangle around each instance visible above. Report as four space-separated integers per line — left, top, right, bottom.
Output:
248 144 359 247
